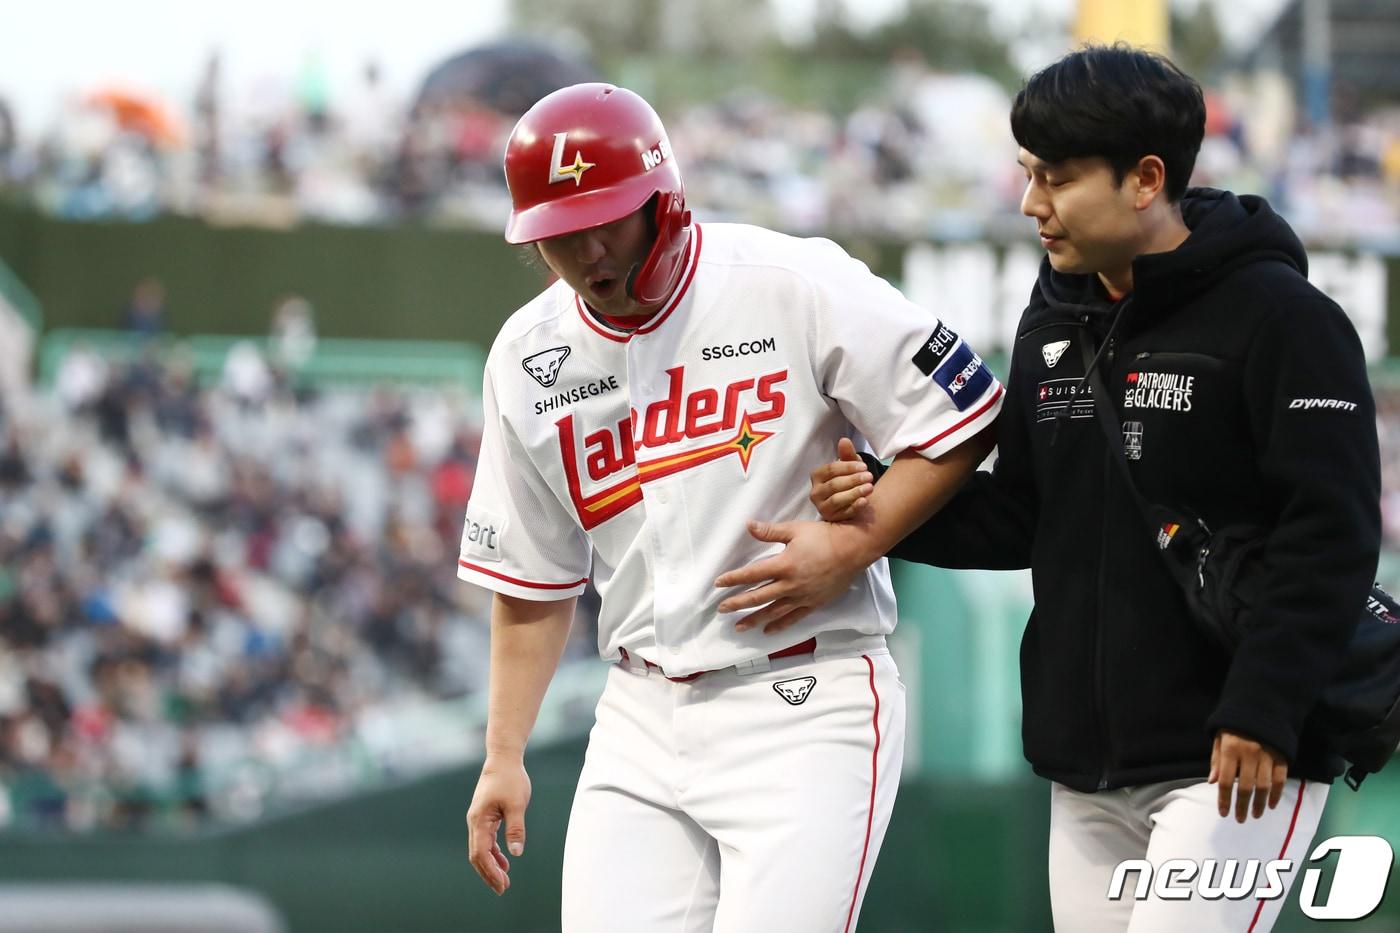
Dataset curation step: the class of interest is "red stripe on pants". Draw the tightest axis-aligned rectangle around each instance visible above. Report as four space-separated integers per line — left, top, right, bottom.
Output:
844 656 881 933
1246 779 1307 933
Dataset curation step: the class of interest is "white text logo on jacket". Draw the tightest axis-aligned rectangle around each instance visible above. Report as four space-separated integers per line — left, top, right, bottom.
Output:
1124 371 1194 412
1289 398 1358 412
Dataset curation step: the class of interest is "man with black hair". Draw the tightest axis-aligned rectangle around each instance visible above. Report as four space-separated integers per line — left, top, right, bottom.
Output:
722 44 1380 932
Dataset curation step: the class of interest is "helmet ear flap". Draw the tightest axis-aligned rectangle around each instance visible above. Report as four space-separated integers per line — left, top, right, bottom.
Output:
628 190 692 305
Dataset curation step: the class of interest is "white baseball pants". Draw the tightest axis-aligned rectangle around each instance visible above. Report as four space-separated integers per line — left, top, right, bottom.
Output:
560 647 905 933
1048 776 1330 933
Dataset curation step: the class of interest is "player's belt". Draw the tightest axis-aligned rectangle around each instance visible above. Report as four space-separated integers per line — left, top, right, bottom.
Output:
620 637 817 683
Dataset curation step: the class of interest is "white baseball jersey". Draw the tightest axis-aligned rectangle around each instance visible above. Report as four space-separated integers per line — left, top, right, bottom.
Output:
458 222 1003 676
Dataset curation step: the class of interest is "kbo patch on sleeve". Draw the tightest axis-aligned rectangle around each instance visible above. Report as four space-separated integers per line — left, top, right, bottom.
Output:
460 505 507 563
932 342 993 411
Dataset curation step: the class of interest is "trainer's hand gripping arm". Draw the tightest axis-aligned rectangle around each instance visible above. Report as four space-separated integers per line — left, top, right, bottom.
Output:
809 437 879 521
466 593 576 895
713 427 994 635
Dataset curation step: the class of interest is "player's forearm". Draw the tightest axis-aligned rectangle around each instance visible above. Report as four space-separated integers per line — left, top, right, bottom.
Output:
483 593 578 761
840 427 994 565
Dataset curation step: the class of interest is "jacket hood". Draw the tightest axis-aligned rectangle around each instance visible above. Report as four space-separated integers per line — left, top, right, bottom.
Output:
1027 188 1308 328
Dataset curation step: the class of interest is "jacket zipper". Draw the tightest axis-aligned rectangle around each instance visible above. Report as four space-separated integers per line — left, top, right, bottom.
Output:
1094 442 1113 791
1093 326 1116 791
1066 315 1116 792
1091 292 1136 791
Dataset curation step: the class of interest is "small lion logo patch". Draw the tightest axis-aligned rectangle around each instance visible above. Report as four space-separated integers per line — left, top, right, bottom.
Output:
773 676 817 706
522 346 571 387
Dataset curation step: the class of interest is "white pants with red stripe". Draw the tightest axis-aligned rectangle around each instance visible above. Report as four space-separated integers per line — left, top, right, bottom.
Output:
1048 777 1329 933
560 647 904 933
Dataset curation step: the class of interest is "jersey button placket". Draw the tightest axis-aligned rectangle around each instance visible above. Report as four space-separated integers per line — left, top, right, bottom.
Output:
629 338 673 650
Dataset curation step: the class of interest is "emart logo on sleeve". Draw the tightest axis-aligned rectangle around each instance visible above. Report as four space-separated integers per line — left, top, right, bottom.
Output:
461 506 507 563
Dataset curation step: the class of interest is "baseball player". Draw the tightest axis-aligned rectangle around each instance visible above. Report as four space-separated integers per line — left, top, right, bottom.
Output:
459 83 1002 932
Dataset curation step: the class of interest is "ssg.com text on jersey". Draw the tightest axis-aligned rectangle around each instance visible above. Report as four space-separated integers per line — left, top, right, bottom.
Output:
701 338 777 360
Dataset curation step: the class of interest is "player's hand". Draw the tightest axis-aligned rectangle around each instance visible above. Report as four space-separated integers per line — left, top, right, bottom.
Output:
1208 729 1288 823
467 757 532 895
809 437 874 522
713 518 874 635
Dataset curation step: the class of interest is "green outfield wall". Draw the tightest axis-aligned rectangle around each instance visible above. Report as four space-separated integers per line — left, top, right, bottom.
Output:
0 199 546 351
1 199 1395 361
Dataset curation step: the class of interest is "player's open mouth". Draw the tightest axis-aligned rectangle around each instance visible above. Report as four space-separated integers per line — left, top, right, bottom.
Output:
589 277 618 299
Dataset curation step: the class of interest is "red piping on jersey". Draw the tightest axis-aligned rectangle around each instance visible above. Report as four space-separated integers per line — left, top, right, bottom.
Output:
575 224 703 343
912 382 1004 452
1246 779 1307 933
457 559 588 591
845 655 881 933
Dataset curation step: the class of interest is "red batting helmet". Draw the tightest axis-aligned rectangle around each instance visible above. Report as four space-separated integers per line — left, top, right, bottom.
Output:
504 83 692 306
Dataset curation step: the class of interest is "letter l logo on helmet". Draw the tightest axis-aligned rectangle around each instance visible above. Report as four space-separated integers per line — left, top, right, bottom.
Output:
549 133 594 187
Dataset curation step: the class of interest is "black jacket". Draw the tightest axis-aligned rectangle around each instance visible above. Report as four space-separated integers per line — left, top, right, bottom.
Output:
890 189 1381 791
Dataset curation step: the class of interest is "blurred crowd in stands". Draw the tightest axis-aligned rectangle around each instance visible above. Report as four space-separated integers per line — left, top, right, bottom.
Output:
0 52 1397 241
0 333 599 832
5 324 1400 833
